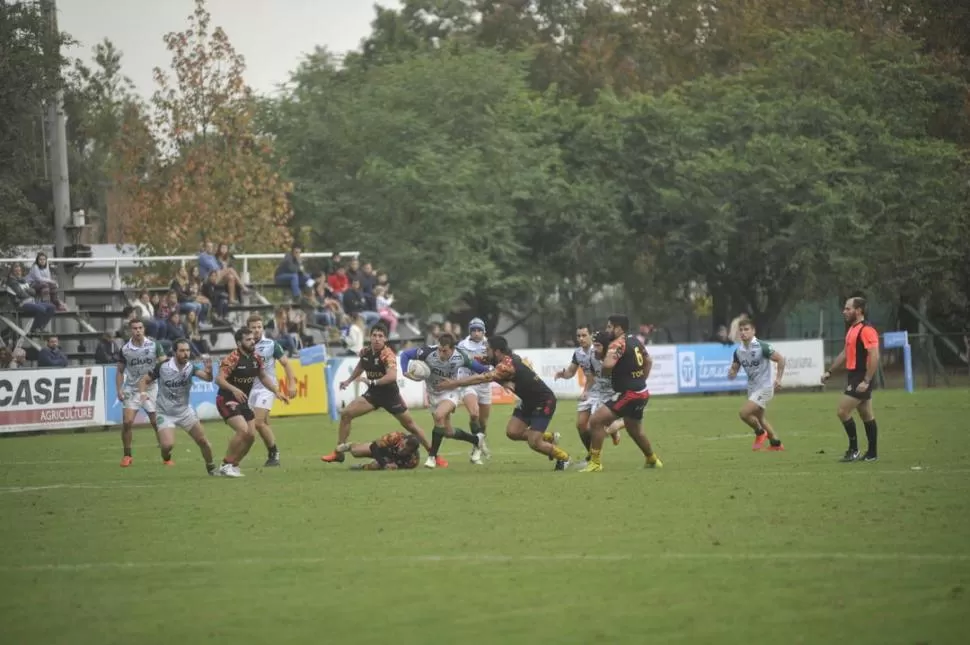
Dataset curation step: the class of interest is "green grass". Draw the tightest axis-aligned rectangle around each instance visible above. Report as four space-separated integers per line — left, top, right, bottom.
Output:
1 389 969 645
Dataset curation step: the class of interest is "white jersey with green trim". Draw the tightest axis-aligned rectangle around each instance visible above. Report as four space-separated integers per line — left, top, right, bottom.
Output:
252 335 285 389
733 338 774 391
120 338 165 389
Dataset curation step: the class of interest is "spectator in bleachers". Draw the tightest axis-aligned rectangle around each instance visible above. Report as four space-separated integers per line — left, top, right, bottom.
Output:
275 244 314 301
269 306 297 354
374 285 398 335
0 347 14 369
216 243 248 294
171 267 207 322
4 263 56 332
201 271 229 321
343 314 365 355
184 310 211 356
347 257 361 283
26 252 67 311
311 279 341 328
131 290 163 339
38 336 68 368
359 262 377 294
155 291 177 330
376 270 390 293
343 279 380 329
95 332 120 365
325 252 343 276
197 240 244 303
165 310 189 343
327 264 349 303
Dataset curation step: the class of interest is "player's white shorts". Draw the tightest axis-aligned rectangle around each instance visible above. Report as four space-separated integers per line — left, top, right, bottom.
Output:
123 383 157 413
156 407 200 432
577 391 609 414
460 383 492 405
248 384 276 411
747 388 774 409
428 389 461 411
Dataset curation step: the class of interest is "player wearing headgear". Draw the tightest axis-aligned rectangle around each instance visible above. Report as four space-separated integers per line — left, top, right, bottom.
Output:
457 317 492 459
441 336 570 470
138 339 218 474
335 431 422 470
116 319 166 467
727 316 786 452
246 315 298 467
581 314 662 472
321 324 432 464
400 333 490 468
555 325 622 466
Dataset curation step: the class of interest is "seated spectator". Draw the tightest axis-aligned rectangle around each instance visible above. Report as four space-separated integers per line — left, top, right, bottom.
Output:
0 347 15 369
4 263 56 332
274 244 314 301
375 270 390 294
165 310 189 343
311 279 341 327
184 310 211 356
155 291 178 330
359 262 377 294
201 271 229 321
131 289 163 338
325 252 343 276
374 286 398 334
171 266 207 321
38 335 68 367
95 332 120 365
26 252 66 311
268 306 297 354
343 314 365 355
346 257 361 284
327 265 349 302
343 279 380 329
216 242 248 296
197 240 244 303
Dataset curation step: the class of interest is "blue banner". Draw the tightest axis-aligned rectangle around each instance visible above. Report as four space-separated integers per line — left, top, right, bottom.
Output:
104 364 219 424
675 343 748 393
299 344 328 366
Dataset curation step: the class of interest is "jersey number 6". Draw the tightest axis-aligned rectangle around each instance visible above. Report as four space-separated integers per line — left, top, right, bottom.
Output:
634 346 644 366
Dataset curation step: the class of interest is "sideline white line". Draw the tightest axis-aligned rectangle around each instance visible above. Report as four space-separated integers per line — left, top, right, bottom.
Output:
2 551 968 573
0 483 155 494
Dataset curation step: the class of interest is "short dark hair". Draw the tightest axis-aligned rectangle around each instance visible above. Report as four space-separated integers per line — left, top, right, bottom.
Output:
576 323 592 333
593 330 612 347
608 314 630 332
488 336 510 354
849 297 867 314
127 318 143 327
737 316 755 329
173 338 192 352
247 314 263 326
291 244 302 253
234 328 253 343
437 332 456 348
371 323 389 337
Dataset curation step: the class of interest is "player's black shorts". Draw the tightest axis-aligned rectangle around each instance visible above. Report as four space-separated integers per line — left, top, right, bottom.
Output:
512 397 557 431
845 372 874 401
216 395 255 422
363 386 408 416
605 389 650 421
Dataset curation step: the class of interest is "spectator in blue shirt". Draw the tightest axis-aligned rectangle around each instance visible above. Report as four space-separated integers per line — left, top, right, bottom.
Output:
198 240 244 302
38 336 68 367
274 244 313 301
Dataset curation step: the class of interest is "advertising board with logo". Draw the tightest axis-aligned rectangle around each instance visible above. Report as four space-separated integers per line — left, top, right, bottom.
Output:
676 340 825 393
326 355 426 420
0 367 106 433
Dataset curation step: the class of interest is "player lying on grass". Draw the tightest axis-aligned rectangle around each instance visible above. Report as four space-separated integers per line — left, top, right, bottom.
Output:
727 317 785 451
334 431 422 470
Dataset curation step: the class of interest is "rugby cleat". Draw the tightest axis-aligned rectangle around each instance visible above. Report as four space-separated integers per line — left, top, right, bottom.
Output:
766 441 785 452
435 456 449 468
219 463 244 477
554 458 570 471
476 433 490 460
840 449 861 462
424 456 437 469
120 456 133 467
861 453 878 462
163 459 175 466
321 451 345 463
579 461 602 473
752 432 768 451
645 454 663 469
264 454 281 467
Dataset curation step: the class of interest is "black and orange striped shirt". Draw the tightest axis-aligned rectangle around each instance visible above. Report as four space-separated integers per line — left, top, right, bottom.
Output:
845 321 879 373
218 349 264 398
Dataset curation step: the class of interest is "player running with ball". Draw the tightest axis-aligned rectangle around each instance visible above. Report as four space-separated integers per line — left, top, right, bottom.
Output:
727 317 786 451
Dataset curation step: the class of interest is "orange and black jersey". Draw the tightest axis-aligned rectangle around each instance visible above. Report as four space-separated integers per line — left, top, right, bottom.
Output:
358 345 400 391
487 353 554 405
218 349 265 398
372 431 420 469
845 321 879 374
607 334 649 392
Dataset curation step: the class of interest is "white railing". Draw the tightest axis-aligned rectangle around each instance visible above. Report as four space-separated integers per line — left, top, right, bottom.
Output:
0 251 359 289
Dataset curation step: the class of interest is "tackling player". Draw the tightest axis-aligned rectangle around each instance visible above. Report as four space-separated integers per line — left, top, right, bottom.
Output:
581 315 662 472
554 325 622 465
215 328 290 477
138 339 218 474
321 324 431 464
400 333 489 468
727 317 786 451
116 320 166 467
821 297 880 462
247 315 298 467
441 336 570 470
457 317 492 458
335 431 422 470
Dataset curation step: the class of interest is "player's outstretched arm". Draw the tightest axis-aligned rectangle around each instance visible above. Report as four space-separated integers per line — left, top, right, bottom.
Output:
440 372 491 390
555 363 579 380
341 361 365 389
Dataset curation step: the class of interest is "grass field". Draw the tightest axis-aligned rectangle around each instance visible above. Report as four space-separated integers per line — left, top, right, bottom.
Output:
1 389 969 645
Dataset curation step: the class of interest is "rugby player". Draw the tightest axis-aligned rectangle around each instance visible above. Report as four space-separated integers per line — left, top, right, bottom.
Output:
116 319 166 467
335 431 422 471
321 324 431 464
247 315 298 467
440 336 570 470
457 318 492 457
400 333 489 468
215 329 290 477
727 317 786 451
554 325 622 465
138 339 218 474
821 297 880 462
581 315 662 472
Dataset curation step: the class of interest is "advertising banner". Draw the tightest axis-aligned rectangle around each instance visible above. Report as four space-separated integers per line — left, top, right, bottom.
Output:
0 366 106 433
675 340 825 393
327 354 426 420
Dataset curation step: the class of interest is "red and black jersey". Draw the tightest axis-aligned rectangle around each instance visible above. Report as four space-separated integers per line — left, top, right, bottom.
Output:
357 344 402 393
607 334 648 392
490 353 554 406
374 431 420 469
218 349 264 398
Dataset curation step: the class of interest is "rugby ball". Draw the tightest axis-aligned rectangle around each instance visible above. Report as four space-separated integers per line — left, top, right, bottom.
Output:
407 360 431 380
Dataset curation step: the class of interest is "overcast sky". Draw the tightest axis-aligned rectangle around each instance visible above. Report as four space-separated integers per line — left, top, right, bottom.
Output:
57 0 393 98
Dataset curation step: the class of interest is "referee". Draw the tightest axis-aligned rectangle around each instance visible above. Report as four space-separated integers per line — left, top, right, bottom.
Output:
821 297 880 462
